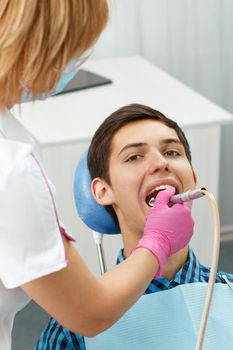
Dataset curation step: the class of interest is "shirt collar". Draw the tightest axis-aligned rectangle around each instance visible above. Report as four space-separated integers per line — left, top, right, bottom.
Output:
116 246 201 288
172 246 201 284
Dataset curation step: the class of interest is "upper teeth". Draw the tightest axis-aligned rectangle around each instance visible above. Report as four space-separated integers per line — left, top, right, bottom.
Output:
155 184 173 191
148 185 173 207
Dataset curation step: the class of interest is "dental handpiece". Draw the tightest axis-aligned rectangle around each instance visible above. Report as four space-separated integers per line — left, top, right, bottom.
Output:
168 187 206 207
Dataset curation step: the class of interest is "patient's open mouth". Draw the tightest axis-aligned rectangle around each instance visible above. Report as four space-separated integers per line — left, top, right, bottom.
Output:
145 185 177 207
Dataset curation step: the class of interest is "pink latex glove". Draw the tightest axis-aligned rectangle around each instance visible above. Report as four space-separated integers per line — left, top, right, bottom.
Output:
132 187 194 278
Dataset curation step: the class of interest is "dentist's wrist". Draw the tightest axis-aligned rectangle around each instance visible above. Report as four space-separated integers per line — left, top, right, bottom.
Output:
131 242 164 278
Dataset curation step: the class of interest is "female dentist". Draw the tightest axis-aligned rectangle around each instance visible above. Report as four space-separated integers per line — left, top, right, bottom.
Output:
0 1 194 349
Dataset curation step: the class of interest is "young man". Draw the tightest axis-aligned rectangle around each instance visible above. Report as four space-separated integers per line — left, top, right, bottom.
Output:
36 104 233 349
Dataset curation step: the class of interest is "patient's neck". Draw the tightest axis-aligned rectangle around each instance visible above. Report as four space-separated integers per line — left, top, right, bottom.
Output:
122 235 189 281
162 248 189 280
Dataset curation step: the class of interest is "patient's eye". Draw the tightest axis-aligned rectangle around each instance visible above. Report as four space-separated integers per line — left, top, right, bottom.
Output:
164 150 180 157
126 154 142 162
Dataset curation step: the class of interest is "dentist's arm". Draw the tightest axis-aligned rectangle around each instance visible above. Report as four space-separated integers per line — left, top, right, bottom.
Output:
21 187 194 336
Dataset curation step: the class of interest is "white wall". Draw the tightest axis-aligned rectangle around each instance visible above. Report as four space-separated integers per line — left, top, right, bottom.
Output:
92 0 233 228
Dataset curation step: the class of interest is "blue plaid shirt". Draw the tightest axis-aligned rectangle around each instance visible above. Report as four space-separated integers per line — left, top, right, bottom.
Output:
35 247 233 350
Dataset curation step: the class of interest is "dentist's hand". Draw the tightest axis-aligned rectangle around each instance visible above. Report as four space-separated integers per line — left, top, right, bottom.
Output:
132 187 194 278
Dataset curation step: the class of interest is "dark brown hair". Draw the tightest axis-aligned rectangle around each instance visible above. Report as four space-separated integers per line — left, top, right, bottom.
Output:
87 104 192 226
88 103 192 183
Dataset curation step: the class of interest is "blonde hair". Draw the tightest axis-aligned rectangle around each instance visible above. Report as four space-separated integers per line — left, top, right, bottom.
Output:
0 0 108 108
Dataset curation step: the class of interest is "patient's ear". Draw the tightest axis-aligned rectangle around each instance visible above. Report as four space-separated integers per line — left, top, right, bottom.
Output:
91 177 114 205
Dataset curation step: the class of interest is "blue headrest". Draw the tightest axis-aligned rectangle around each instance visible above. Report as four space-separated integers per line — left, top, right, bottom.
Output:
73 150 120 234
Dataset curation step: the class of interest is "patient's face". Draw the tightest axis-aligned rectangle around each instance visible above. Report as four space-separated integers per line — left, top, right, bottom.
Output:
107 119 196 236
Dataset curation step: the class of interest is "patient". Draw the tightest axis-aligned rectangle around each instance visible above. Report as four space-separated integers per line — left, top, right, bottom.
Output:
35 103 233 349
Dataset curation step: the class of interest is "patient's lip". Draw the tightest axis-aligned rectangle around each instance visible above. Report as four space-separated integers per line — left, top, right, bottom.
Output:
144 179 180 207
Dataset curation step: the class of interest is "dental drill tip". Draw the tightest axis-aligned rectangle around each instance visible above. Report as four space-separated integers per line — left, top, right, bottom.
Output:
168 188 206 206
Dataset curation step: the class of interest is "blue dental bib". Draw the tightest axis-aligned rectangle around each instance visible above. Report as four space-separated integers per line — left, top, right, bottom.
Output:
84 282 233 350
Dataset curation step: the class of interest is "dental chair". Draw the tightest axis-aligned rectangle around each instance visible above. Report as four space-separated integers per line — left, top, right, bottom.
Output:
74 149 120 275
73 150 233 350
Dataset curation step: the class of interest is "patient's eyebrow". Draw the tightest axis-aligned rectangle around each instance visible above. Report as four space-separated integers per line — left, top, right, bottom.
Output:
118 142 147 156
118 138 183 156
161 138 183 146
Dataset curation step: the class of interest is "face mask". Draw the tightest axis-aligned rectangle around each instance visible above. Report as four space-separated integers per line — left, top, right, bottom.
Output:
21 90 48 103
21 48 93 103
21 63 80 103
52 60 81 96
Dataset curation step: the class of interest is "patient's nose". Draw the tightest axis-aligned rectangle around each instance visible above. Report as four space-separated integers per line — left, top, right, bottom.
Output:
148 152 169 174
